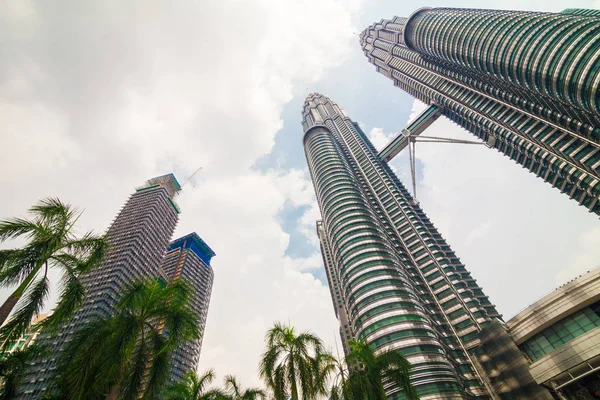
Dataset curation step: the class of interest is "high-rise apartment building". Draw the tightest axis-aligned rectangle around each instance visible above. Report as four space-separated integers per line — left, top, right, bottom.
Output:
303 93 500 399
20 174 182 398
360 8 600 215
160 232 215 384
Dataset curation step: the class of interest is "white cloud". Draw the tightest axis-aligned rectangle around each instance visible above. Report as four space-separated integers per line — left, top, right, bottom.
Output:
298 204 322 248
556 227 600 284
284 253 324 273
464 221 493 247
367 127 396 151
0 0 359 388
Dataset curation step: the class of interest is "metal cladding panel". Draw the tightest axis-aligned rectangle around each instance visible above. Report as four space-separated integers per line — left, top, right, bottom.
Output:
302 93 500 398
360 8 600 216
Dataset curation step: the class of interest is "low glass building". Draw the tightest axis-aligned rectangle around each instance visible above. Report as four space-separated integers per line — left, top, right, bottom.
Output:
477 268 600 399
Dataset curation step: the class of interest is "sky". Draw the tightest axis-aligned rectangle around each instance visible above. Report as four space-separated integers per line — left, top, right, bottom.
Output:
1 0 600 390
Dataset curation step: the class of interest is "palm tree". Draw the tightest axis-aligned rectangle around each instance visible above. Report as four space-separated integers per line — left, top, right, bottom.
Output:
344 340 419 400
326 356 349 400
161 369 225 400
57 278 200 400
0 344 47 399
222 375 265 400
258 322 333 400
0 198 107 348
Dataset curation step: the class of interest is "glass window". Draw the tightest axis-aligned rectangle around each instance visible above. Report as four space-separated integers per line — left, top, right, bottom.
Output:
522 300 600 361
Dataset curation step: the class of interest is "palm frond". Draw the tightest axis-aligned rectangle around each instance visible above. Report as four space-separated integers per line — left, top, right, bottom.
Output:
273 365 287 400
161 379 192 400
140 331 171 400
59 233 108 271
119 333 150 400
117 278 153 313
0 217 42 242
57 317 116 399
196 369 217 394
0 343 48 399
0 249 23 272
0 276 50 351
242 388 266 400
40 264 85 332
259 346 281 391
0 252 40 289
224 374 242 397
29 198 72 222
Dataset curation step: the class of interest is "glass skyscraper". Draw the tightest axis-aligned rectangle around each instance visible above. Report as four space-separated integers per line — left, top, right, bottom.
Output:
20 174 182 398
160 232 216 384
303 94 500 399
360 8 600 215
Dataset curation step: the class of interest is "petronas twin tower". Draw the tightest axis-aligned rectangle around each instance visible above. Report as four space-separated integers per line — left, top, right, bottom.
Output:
303 7 599 400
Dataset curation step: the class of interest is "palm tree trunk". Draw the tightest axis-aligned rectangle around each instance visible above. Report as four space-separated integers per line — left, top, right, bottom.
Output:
0 265 41 326
0 295 20 327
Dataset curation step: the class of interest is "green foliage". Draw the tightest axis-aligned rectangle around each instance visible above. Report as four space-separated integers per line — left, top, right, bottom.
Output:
258 322 335 400
222 374 266 400
161 369 226 400
0 343 47 399
339 340 419 400
0 198 108 349
56 278 200 400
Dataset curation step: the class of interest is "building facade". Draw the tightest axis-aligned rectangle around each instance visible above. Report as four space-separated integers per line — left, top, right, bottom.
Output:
0 314 49 358
507 268 600 399
160 232 215 384
360 8 600 215
477 268 600 399
20 174 182 397
317 220 354 355
303 93 501 399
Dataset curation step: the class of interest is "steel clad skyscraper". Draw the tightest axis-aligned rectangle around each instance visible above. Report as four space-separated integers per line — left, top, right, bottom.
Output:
303 94 500 399
360 8 600 215
20 174 182 398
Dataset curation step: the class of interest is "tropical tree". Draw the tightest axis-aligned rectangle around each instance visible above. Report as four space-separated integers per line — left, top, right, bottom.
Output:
222 375 265 400
56 278 200 400
161 369 225 400
326 355 349 400
344 340 419 400
0 198 108 348
258 322 334 400
0 344 47 399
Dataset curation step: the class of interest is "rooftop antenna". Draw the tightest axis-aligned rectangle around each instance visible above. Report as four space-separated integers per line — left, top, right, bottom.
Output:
182 166 203 187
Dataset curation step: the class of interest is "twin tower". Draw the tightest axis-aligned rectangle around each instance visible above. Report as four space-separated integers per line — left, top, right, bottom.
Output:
304 7 599 400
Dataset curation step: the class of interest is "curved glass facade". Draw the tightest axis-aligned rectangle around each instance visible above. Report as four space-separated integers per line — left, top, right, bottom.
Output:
361 8 600 215
303 94 499 399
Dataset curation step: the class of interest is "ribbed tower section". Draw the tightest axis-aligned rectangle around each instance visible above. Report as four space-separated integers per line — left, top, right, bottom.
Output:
360 8 600 215
20 174 182 398
317 220 354 355
160 233 215 384
303 94 500 399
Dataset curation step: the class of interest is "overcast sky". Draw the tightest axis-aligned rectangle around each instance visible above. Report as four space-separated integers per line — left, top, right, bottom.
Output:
1 0 599 390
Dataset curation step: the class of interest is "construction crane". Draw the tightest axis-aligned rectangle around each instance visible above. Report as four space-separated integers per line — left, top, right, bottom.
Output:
182 166 203 187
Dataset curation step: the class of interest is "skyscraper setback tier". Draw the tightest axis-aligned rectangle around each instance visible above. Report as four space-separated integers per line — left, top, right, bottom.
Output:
160 232 216 384
19 174 182 398
360 7 600 215
302 93 500 399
